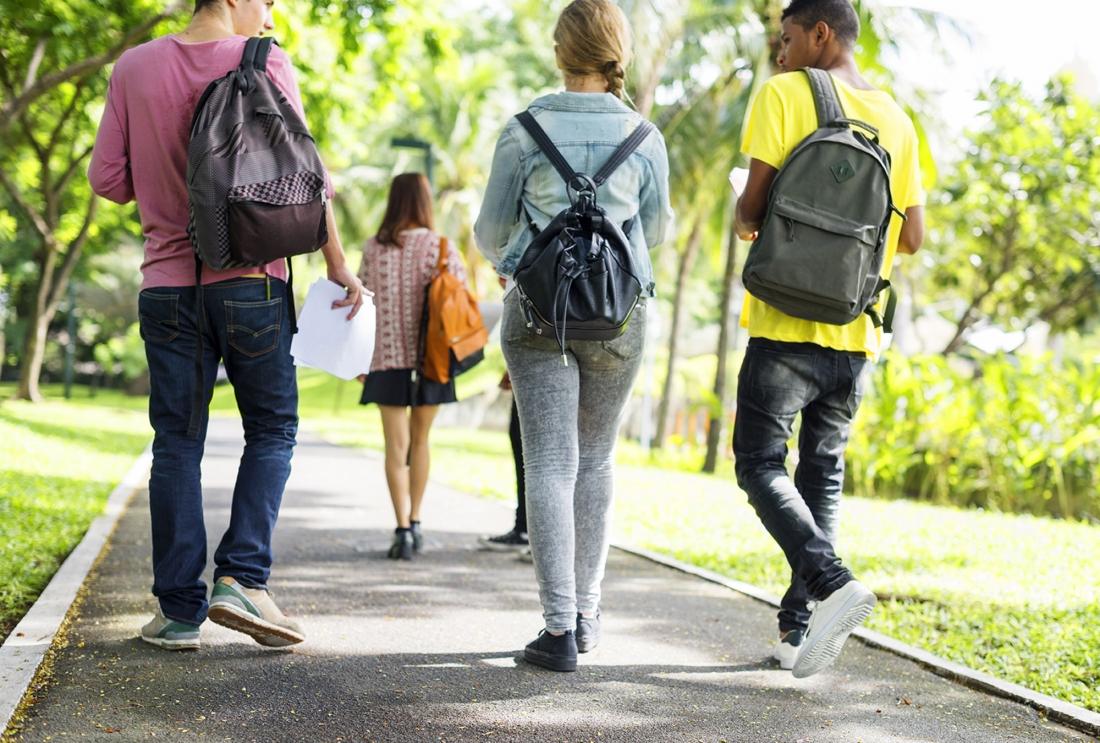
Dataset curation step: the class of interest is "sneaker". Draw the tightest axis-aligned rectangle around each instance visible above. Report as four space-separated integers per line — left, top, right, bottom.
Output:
792 580 876 678
140 611 200 651
523 629 578 672
517 547 534 564
477 528 529 552
387 528 414 560
576 610 601 654
410 521 423 552
773 629 803 670
207 577 305 648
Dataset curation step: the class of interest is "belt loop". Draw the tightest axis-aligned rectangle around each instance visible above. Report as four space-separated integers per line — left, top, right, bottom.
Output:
266 274 271 301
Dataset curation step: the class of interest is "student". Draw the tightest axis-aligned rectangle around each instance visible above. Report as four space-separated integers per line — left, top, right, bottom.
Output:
88 0 364 651
477 372 530 554
733 0 925 677
475 0 673 672
357 173 465 561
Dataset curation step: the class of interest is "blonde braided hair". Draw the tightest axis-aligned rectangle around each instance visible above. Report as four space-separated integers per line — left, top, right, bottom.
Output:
554 0 633 100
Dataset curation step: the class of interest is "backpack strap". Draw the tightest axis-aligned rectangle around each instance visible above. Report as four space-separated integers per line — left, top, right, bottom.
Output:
253 37 275 72
593 121 655 186
236 37 263 93
516 111 579 188
236 37 276 94
803 67 845 128
436 236 450 273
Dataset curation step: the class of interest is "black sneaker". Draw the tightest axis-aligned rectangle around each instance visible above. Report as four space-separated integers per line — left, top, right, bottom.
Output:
576 610 601 653
410 521 423 552
387 528 414 560
523 630 577 672
477 528 529 552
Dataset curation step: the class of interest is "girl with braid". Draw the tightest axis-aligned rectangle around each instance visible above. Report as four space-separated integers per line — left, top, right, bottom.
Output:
475 0 673 672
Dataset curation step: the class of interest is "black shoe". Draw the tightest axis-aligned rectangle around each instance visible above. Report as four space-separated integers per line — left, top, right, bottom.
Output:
410 521 423 552
523 630 577 672
576 610 601 653
477 528 529 552
387 528 414 560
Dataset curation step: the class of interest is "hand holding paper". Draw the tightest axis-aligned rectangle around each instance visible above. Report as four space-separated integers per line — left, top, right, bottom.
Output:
290 279 376 381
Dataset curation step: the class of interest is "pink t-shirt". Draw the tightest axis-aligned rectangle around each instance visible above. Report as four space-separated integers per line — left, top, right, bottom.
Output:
88 35 332 289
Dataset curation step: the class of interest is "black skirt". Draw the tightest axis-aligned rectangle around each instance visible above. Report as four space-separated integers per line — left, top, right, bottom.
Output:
359 368 457 407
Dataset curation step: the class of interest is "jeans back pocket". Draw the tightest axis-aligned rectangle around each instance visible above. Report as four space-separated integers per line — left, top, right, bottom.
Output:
138 292 181 344
225 297 283 358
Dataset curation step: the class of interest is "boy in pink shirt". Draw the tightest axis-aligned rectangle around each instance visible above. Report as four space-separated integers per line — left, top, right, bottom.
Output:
88 0 363 650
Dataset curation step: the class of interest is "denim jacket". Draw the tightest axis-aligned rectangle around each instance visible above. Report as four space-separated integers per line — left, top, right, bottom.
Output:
474 92 674 297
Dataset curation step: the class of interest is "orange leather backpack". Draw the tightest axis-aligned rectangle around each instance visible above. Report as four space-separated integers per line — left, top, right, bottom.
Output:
419 238 488 384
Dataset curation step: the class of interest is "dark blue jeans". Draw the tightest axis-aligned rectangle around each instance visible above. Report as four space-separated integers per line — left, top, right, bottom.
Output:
139 277 298 626
733 337 869 634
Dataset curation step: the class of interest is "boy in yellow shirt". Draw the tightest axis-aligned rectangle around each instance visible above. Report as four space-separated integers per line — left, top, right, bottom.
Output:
732 0 925 677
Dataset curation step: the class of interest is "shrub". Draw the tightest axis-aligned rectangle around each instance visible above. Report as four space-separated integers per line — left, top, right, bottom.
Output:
847 352 1100 520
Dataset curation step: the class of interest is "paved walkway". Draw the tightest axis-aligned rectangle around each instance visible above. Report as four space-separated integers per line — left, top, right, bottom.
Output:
10 419 1090 742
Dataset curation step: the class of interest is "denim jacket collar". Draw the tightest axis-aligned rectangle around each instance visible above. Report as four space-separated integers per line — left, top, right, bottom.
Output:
528 91 634 114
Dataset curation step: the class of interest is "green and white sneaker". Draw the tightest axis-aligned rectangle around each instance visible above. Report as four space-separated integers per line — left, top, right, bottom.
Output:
207 576 305 648
140 611 201 651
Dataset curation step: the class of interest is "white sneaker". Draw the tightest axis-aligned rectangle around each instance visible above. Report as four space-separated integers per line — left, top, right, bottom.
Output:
792 580 876 678
773 629 803 670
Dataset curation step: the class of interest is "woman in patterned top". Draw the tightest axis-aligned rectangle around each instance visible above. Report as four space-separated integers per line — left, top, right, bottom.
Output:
357 173 465 560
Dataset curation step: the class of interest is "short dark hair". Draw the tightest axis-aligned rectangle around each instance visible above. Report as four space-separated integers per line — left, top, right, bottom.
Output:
781 0 860 47
194 0 220 14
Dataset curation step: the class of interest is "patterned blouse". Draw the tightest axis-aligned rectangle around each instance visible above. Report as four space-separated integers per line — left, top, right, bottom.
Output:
357 228 466 373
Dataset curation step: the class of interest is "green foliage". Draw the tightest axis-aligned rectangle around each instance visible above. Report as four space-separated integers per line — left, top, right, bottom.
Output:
92 322 145 382
927 77 1100 348
848 351 1100 520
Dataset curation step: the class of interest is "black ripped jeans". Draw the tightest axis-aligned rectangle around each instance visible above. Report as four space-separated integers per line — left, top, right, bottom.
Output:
733 337 870 634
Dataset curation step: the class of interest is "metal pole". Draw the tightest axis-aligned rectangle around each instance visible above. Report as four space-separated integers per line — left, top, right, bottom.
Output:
390 137 434 188
63 281 75 399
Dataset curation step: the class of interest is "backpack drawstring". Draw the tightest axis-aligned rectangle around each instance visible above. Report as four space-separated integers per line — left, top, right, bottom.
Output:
554 274 574 365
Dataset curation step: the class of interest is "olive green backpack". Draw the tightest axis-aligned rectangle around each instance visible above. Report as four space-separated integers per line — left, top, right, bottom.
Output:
742 67 905 329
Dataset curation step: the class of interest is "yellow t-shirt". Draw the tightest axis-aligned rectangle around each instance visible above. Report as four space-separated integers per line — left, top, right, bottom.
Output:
740 71 925 356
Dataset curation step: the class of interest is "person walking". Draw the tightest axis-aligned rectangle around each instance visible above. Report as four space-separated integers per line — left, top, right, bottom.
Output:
357 173 465 560
477 372 530 554
475 0 673 672
88 0 364 651
732 0 925 677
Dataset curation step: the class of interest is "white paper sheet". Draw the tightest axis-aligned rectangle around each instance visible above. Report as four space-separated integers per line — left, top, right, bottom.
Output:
728 166 750 197
290 279 376 380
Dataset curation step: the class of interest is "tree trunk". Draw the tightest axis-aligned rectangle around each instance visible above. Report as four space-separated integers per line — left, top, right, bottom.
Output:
16 307 50 401
703 204 741 473
10 196 96 401
654 217 703 449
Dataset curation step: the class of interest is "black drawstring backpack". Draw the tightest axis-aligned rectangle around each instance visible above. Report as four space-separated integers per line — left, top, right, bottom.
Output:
512 110 654 364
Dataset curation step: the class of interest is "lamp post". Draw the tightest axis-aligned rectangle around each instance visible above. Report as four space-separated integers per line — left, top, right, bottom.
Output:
390 137 434 187
63 281 76 399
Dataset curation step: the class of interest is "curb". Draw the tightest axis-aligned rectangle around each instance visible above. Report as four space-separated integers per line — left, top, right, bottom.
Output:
0 445 152 736
612 543 1100 739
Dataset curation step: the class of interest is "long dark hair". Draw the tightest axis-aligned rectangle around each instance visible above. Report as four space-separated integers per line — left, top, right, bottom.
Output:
376 173 435 246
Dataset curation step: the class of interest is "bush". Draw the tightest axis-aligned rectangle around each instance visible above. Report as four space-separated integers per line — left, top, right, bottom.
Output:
847 352 1100 520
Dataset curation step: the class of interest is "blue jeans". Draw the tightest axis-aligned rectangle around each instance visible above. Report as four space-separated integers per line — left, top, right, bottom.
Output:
139 277 298 626
733 338 870 634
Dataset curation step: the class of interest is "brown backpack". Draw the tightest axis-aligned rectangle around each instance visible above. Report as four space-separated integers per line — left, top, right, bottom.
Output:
419 238 488 384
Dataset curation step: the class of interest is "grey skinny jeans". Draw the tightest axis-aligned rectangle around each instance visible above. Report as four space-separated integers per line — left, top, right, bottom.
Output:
501 291 646 633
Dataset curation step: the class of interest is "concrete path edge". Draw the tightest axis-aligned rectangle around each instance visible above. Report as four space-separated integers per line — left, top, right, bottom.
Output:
0 444 152 736
612 543 1100 739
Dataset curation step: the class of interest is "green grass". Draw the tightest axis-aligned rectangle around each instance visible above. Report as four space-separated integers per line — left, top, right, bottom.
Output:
0 384 152 639
288 370 1100 713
